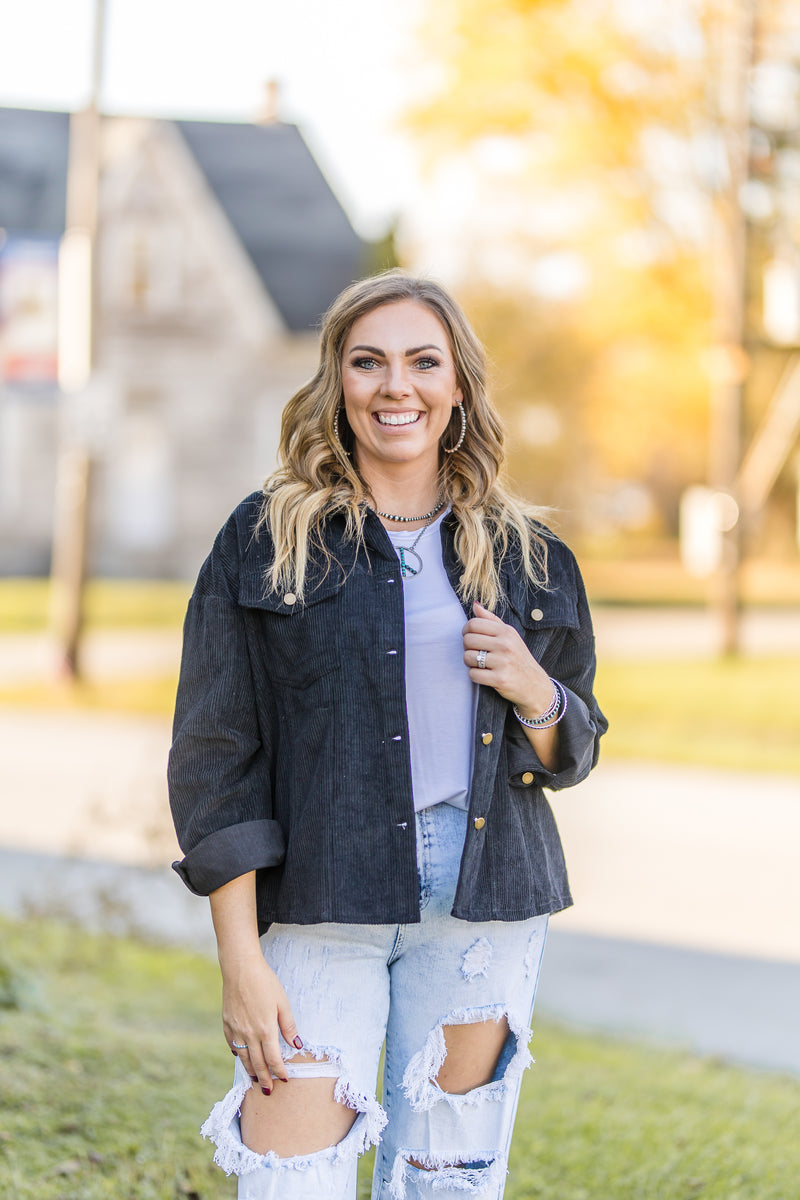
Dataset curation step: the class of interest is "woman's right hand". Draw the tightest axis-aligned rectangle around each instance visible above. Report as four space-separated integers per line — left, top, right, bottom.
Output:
208 871 303 1095
221 951 304 1093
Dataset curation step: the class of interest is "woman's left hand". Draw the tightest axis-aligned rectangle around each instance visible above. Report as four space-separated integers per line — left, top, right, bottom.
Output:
462 601 552 718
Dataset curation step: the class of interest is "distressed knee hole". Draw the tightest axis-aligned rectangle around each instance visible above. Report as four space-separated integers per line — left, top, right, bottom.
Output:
390 1150 508 1198
402 1004 534 1112
201 1045 387 1177
240 1065 357 1158
435 1017 510 1095
406 1155 489 1171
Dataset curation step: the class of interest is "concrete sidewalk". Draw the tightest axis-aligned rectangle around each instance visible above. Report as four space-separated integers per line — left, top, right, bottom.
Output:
1 705 799 1074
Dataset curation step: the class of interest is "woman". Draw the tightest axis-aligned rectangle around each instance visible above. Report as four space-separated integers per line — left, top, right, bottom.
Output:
168 270 606 1200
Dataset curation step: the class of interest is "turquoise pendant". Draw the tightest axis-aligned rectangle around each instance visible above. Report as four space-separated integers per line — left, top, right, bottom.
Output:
399 547 423 578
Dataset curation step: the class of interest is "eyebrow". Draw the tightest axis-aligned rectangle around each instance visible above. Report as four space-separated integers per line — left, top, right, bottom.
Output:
348 343 444 357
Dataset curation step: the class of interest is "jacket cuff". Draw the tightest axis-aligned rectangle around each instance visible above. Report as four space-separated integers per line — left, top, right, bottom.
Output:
172 819 286 896
507 687 599 791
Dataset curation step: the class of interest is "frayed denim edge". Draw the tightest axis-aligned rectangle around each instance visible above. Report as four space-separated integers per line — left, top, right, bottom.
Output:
401 1003 533 1114
200 1044 387 1177
389 1149 508 1197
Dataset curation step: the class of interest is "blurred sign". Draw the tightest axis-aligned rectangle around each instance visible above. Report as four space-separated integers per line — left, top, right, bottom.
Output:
763 255 800 346
680 486 740 578
0 235 60 386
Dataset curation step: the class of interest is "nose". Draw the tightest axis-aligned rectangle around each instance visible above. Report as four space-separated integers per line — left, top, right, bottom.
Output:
382 361 412 398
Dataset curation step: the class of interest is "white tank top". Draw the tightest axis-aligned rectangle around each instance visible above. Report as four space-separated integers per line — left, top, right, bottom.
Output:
387 513 478 812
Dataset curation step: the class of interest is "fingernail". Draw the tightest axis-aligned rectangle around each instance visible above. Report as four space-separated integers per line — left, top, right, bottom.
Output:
280 1076 289 1083
250 1075 258 1082
293 1037 304 1049
261 1086 271 1096
231 1049 238 1056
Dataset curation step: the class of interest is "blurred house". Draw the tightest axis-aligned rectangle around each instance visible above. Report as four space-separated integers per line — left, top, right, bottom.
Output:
0 105 366 578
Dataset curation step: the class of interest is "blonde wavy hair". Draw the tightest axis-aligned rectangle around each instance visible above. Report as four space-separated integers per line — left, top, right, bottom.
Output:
259 270 549 607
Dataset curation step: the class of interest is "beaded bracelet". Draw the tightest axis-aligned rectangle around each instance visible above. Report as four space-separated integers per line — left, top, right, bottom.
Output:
513 680 568 730
530 681 560 723
514 680 559 726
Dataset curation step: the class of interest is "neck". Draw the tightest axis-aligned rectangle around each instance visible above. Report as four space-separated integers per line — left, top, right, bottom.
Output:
359 462 443 526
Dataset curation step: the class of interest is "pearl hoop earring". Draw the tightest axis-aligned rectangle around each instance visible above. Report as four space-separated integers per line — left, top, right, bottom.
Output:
333 404 350 455
442 400 466 455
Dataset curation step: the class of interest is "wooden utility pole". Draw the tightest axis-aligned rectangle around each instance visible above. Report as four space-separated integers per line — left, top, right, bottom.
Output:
708 0 758 656
50 0 106 678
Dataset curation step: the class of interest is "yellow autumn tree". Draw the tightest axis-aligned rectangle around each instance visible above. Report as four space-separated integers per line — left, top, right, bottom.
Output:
403 0 716 540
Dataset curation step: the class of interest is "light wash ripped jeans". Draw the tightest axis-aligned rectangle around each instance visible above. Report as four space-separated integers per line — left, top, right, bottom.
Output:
202 803 549 1200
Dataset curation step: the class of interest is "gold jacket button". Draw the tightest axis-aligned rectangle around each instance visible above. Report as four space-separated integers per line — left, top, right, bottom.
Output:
481 732 493 745
530 607 544 621
473 816 486 830
521 771 535 785
283 592 297 606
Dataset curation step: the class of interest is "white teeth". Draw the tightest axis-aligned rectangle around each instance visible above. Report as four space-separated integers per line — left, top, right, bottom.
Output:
377 412 421 426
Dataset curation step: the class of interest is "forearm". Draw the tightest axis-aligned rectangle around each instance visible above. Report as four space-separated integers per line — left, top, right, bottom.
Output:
209 871 263 971
512 675 561 774
518 722 560 773
208 871 300 1084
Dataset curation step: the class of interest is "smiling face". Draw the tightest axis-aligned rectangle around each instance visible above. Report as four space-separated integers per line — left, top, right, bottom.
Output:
340 299 463 484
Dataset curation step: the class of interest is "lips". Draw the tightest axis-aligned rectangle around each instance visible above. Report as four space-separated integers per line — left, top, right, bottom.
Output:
375 412 422 426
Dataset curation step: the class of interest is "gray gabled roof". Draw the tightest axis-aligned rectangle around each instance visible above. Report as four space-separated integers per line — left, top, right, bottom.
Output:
0 106 365 331
176 120 365 331
0 107 69 235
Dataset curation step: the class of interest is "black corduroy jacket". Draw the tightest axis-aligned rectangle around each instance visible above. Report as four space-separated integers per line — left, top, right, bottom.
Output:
168 492 607 931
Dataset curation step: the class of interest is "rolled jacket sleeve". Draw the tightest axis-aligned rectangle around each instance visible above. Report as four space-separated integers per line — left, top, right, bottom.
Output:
168 526 284 895
507 559 607 792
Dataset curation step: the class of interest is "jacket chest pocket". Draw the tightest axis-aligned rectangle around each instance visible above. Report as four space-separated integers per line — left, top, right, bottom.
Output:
505 585 579 675
239 570 343 689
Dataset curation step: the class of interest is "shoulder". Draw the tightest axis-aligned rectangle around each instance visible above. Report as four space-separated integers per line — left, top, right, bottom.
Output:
193 491 271 599
496 520 586 631
536 522 581 586
216 490 272 565
229 490 272 568
503 517 580 593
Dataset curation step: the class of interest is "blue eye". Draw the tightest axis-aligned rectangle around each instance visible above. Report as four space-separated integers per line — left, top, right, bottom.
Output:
416 357 439 370
352 356 378 370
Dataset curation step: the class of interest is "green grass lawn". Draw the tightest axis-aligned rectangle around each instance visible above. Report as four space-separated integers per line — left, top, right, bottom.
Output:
0 917 798 1200
0 579 192 633
595 655 800 774
0 675 180 718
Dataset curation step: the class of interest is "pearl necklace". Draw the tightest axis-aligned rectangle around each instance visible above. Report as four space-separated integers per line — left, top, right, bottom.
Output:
373 494 446 524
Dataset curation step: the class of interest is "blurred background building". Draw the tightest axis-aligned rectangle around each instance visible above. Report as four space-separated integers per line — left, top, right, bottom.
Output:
0 0 799 623
0 104 366 578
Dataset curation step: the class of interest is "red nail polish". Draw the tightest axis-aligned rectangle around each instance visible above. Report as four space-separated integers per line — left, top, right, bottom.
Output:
231 1049 238 1056
293 1037 304 1050
261 1086 271 1096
